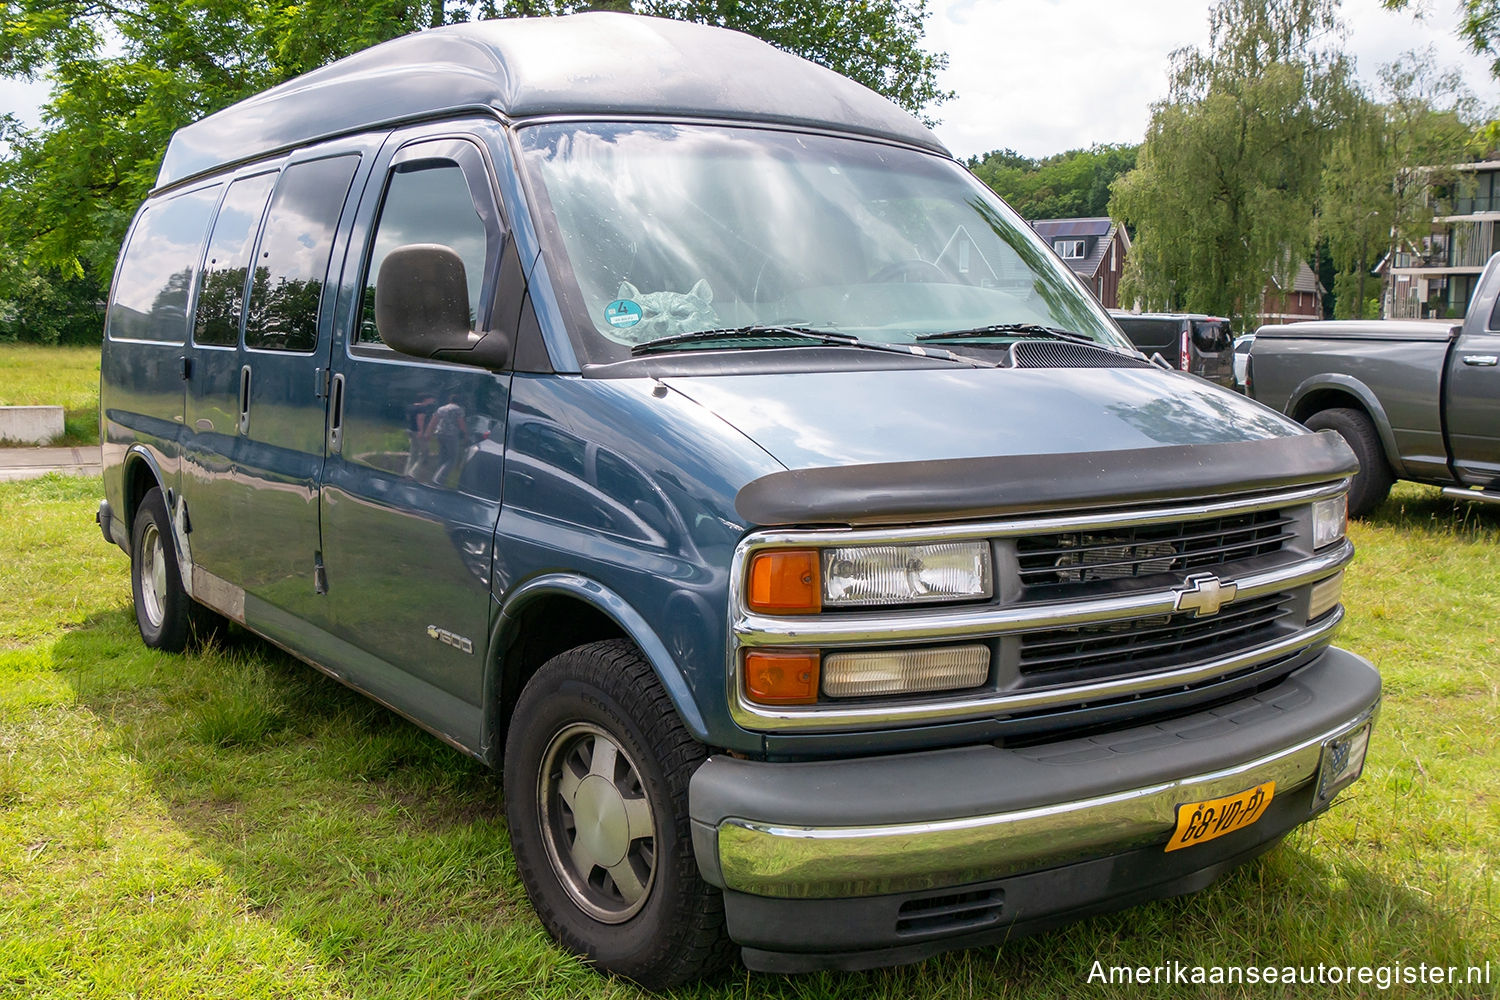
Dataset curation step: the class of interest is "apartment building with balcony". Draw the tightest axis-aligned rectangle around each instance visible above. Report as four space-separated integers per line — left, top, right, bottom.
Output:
1384 160 1500 319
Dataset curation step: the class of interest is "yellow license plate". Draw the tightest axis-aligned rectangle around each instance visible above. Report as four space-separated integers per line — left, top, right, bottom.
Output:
1165 781 1275 852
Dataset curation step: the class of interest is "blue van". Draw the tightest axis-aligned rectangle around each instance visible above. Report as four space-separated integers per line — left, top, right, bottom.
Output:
98 13 1380 987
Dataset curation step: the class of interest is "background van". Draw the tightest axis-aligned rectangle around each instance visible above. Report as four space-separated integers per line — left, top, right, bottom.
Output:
1110 310 1236 386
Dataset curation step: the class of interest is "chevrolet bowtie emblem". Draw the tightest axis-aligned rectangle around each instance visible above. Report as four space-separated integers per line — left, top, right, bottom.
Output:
1174 573 1237 617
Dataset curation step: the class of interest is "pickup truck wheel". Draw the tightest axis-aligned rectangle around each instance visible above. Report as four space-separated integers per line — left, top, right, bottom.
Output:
1304 408 1393 517
503 640 732 988
130 487 220 651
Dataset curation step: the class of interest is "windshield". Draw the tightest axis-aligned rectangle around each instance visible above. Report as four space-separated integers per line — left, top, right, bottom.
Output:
518 122 1131 364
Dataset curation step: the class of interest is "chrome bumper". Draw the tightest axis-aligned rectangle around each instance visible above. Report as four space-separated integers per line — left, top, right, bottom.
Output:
691 648 1380 900
718 709 1372 898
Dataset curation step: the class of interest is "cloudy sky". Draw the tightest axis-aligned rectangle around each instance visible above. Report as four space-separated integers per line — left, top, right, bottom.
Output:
925 0 1497 159
0 0 1494 159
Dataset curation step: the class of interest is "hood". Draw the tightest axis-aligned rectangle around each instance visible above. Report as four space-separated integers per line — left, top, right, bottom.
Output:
661 366 1353 526
664 366 1307 471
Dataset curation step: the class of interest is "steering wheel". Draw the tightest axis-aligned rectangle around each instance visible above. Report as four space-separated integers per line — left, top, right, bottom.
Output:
868 258 948 284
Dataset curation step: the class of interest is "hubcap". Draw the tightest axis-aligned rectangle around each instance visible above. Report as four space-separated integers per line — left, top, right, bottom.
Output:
138 523 167 629
538 722 657 923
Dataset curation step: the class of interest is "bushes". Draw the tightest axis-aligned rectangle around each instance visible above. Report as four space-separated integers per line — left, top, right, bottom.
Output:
0 266 105 345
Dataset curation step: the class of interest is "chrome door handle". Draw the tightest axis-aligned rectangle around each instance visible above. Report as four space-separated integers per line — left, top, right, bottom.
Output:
328 373 345 453
1462 355 1499 366
237 365 252 434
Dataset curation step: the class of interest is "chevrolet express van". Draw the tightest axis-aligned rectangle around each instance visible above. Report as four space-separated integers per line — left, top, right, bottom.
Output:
98 13 1379 987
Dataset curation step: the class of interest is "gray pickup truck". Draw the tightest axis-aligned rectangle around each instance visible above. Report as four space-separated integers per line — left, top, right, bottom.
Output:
1249 252 1500 516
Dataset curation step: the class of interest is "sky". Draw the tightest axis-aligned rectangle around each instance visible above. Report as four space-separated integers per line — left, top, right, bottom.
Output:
0 0 1495 159
925 0 1498 160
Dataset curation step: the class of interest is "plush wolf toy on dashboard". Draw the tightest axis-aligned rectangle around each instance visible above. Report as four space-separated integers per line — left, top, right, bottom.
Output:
606 279 718 344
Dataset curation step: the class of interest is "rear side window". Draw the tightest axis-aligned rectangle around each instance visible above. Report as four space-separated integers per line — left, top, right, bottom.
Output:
1114 317 1181 352
1191 320 1231 352
245 155 360 352
358 161 488 346
194 172 277 347
108 186 220 343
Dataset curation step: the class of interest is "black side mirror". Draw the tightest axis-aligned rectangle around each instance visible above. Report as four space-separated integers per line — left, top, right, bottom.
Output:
374 244 511 369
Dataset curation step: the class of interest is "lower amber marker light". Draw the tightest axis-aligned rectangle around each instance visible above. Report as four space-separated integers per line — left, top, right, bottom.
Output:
743 651 820 705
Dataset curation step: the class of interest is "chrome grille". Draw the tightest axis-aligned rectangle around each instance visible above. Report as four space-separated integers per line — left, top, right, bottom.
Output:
1018 591 1295 679
1015 510 1294 592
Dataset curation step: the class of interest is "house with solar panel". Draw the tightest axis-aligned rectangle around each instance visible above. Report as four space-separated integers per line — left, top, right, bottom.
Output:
1029 217 1131 308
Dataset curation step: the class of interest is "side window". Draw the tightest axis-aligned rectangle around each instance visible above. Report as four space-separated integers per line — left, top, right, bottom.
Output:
194 172 276 347
107 186 220 343
244 155 360 352
359 160 488 346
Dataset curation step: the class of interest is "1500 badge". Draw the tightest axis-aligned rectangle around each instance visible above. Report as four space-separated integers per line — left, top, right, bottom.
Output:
426 625 474 654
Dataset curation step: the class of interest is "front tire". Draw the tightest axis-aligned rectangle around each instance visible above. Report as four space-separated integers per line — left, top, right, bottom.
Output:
130 486 219 651
503 640 732 988
1304 408 1393 517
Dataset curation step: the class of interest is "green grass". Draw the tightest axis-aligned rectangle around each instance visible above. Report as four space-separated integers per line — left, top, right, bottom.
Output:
0 475 1496 999
0 344 101 446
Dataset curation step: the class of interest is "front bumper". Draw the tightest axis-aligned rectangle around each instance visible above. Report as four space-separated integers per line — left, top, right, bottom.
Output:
689 645 1379 970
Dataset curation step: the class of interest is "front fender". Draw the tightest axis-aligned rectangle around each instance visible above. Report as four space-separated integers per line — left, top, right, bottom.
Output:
1286 374 1406 479
492 573 713 744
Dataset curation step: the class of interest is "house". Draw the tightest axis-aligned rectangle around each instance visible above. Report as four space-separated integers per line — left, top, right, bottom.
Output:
1260 261 1324 323
1029 217 1130 308
1384 160 1500 319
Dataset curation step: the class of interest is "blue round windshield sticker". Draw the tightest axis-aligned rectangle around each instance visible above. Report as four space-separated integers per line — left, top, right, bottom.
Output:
605 299 643 329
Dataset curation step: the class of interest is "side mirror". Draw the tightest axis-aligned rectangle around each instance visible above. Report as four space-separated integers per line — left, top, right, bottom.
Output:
374 244 510 369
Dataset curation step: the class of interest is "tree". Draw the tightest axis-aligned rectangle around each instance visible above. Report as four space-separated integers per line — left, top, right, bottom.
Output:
1317 51 1483 319
968 145 1138 221
0 0 950 341
1382 0 1500 79
1110 0 1357 331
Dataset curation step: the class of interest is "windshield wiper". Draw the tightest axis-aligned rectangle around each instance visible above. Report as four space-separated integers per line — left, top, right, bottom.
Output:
916 323 1105 347
630 325 849 354
630 325 997 367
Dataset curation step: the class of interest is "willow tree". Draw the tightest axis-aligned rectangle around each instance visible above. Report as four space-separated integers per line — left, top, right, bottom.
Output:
1110 0 1357 330
1318 53 1483 319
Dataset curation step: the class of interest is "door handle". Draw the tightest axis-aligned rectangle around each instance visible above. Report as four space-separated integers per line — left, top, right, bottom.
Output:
328 373 346 454
237 365 252 434
1461 355 1498 367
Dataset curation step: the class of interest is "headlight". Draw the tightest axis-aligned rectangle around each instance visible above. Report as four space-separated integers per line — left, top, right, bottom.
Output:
822 542 992 608
1312 495 1347 549
746 541 993 614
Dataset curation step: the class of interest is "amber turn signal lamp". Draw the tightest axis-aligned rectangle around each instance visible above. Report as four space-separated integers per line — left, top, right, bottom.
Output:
747 549 821 614
743 651 820 705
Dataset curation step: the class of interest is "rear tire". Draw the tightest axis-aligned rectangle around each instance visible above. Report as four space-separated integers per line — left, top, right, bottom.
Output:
1304 407 1393 517
503 639 732 988
130 487 221 651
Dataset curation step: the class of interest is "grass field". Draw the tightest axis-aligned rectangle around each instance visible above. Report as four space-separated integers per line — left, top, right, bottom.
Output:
0 344 101 445
0 474 1496 999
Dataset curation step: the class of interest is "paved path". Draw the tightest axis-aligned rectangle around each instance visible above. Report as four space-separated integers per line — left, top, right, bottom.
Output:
0 446 103 482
